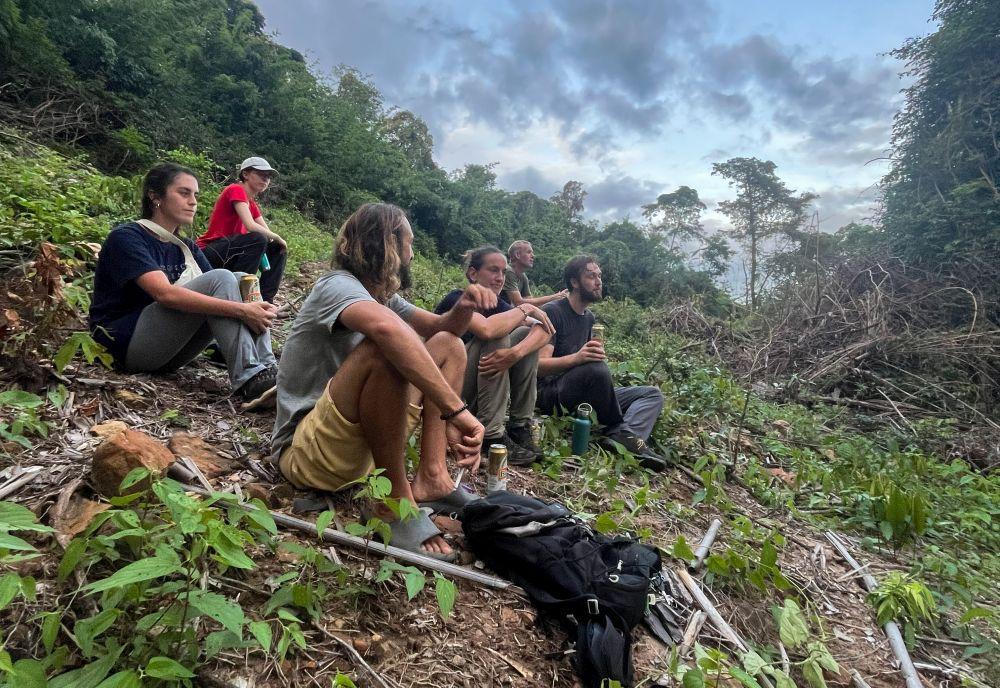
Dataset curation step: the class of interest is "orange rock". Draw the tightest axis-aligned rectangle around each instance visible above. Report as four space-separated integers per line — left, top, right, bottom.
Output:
168 432 238 477
91 428 175 497
90 420 129 438
767 467 797 487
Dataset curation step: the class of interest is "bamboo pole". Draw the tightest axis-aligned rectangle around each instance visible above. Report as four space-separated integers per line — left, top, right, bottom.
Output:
675 567 775 688
691 518 723 570
824 531 923 688
181 483 518 591
0 466 43 500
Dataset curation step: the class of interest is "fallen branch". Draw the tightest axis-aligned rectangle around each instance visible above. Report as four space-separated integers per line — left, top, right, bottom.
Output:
181 483 518 592
690 518 723 571
312 622 401 688
824 531 922 688
677 610 707 657
0 466 43 500
675 567 775 688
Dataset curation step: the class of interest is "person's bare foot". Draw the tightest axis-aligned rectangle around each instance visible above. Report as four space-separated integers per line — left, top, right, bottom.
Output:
368 500 453 555
410 470 459 504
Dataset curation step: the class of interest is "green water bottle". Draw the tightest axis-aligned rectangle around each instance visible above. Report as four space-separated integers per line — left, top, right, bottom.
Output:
571 403 593 456
260 253 271 271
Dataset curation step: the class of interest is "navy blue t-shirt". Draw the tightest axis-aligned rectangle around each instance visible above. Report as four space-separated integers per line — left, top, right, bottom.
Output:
89 222 212 364
434 288 513 343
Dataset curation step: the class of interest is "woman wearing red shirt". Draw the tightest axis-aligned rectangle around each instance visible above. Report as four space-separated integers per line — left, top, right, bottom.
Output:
197 157 287 302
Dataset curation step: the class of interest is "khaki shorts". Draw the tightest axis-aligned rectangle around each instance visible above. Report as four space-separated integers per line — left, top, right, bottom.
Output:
278 388 422 493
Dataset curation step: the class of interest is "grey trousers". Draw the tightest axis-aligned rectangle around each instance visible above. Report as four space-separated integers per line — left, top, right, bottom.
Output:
461 326 537 437
124 269 276 390
614 385 665 441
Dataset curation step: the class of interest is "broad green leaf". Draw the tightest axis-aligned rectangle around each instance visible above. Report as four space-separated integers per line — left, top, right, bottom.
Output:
40 610 61 654
95 670 141 688
316 510 335 536
52 338 79 374
376 559 402 583
403 568 426 601
245 503 277 534
594 512 618 534
802 658 828 688
729 666 763 688
0 501 54 532
682 667 705 688
83 556 181 593
0 532 35 551
672 535 696 562
760 539 778 567
742 649 768 676
434 573 457 619
764 668 798 688
959 607 995 624
204 630 243 659
807 642 839 673
0 649 13 673
9 658 47 688
144 656 195 680
188 589 245 637
778 598 809 649
0 391 45 409
118 468 150 491
0 572 20 610
74 608 120 657
911 494 927 534
331 672 358 687
50 644 122 688
58 537 87 582
398 498 420 521
249 620 272 651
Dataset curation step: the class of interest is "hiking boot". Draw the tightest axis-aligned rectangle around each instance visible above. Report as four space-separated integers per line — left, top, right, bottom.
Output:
507 421 541 455
483 433 538 467
236 366 277 402
600 431 667 472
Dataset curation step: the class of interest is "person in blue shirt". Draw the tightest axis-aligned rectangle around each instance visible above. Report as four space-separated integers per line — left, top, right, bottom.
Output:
89 163 278 402
435 246 554 465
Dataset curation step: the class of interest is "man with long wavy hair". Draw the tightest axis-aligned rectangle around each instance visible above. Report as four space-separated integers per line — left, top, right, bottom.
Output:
272 203 494 561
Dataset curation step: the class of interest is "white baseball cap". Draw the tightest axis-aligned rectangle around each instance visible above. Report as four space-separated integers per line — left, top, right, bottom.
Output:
239 156 277 174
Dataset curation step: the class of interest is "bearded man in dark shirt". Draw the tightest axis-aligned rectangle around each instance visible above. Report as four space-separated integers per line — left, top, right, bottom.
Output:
537 256 666 470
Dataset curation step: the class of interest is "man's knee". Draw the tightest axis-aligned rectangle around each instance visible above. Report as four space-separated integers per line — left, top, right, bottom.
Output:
641 385 664 403
426 331 466 365
572 360 614 385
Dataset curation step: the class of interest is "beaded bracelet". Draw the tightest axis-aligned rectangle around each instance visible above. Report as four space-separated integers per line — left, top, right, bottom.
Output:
440 402 469 421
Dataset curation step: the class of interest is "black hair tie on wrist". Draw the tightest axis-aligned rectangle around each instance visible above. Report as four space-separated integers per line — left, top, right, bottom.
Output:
440 403 469 421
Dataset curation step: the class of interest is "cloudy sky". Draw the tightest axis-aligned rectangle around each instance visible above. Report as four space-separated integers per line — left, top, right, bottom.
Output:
255 0 934 232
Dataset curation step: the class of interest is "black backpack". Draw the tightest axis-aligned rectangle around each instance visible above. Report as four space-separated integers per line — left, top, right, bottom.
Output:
461 492 662 688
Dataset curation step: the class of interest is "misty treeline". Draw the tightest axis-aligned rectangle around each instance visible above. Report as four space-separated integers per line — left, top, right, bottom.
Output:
1 1 997 322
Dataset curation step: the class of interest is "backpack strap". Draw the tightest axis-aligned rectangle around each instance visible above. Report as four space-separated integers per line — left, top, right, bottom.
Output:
136 219 203 286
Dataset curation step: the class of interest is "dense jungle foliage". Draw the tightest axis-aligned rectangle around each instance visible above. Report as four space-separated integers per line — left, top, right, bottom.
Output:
0 0 729 309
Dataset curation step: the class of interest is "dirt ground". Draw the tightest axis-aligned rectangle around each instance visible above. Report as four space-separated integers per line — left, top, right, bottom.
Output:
0 262 981 687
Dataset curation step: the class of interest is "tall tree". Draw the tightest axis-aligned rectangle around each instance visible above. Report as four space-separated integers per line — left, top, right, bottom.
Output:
881 0 1000 261
712 157 815 309
641 185 706 251
551 180 587 222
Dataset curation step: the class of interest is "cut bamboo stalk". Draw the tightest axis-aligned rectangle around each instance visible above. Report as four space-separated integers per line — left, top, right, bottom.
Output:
678 610 707 657
691 518 723 570
850 669 873 688
675 567 775 688
824 531 922 688
0 466 43 500
182 483 517 591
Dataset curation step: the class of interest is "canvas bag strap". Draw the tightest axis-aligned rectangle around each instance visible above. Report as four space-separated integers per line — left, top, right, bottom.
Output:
136 219 203 285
